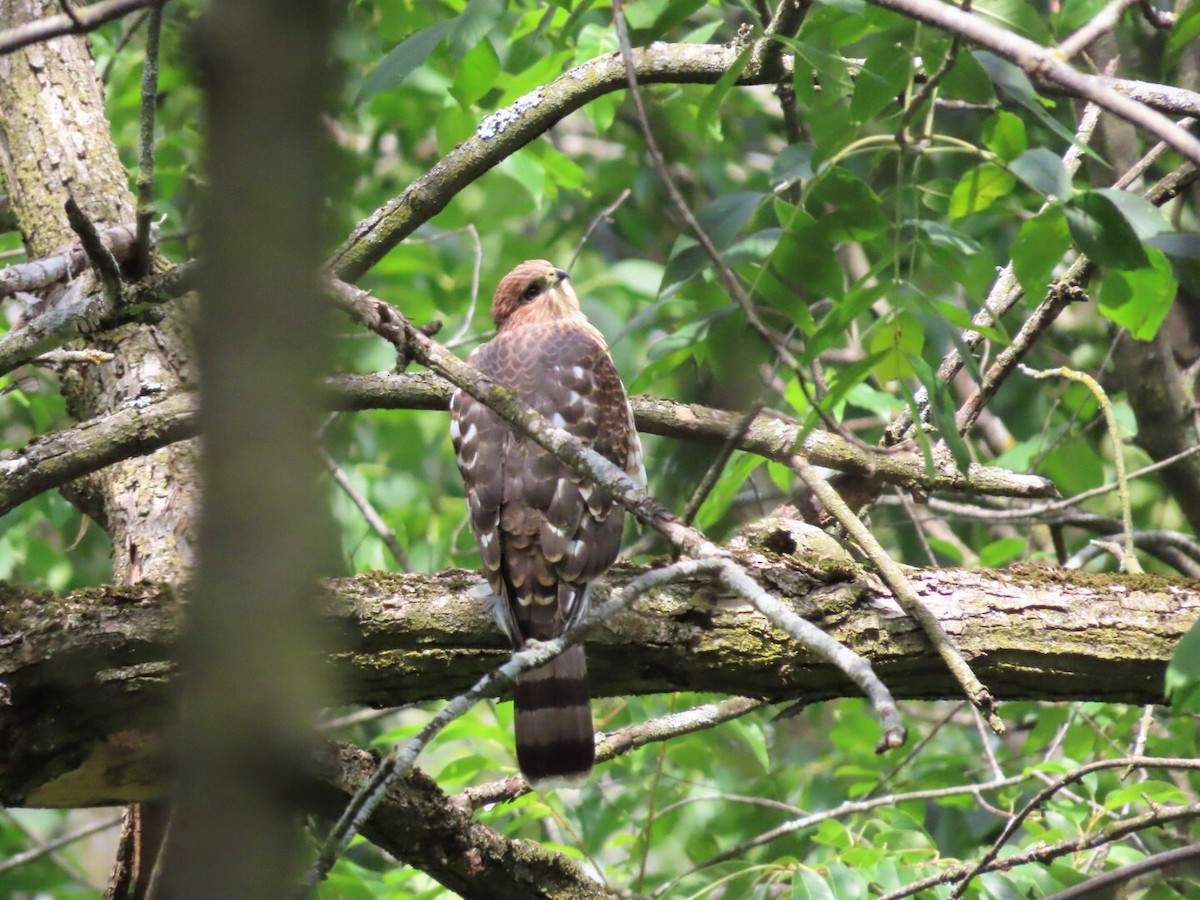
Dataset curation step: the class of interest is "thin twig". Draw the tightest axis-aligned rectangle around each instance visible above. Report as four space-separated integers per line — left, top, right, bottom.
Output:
791 452 1002 731
447 224 483 346
682 402 765 526
865 0 1200 164
0 0 160 55
569 188 632 272
63 197 123 303
652 773 1027 896
896 0 970 143
0 813 122 877
886 95 1104 444
1019 364 1141 572
319 446 411 571
1057 0 1140 61
1045 841 1200 900
949 756 1200 898
132 4 164 279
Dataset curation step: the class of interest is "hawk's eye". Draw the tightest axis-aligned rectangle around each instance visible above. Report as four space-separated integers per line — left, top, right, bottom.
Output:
520 282 542 303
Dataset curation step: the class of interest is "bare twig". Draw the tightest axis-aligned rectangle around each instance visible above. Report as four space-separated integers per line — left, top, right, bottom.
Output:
0 373 1059 520
896 0 970 142
1018 364 1141 572
132 4 164 279
63 198 123 303
0 0 159 54
298 558 734 892
886 96 1104 445
319 447 411 571
949 756 1200 898
1045 841 1200 900
682 402 765 526
1057 0 1140 61
865 0 1200 164
790 452 1001 731
652 773 1027 896
569 188 632 272
0 813 122 877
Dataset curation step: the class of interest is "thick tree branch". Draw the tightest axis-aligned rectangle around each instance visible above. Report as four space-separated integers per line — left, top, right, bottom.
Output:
310 743 607 900
1 546 1195 808
327 42 794 282
0 372 1057 519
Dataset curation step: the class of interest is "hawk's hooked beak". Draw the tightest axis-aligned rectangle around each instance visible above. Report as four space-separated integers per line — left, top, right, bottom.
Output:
552 267 569 282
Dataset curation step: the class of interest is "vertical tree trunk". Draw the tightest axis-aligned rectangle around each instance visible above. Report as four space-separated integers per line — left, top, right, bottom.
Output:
0 0 198 583
0 3 197 895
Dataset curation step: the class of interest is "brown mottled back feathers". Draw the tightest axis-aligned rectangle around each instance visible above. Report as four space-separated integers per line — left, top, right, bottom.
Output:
450 261 643 786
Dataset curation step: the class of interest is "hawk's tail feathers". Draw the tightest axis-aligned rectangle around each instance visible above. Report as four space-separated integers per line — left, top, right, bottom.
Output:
514 643 594 788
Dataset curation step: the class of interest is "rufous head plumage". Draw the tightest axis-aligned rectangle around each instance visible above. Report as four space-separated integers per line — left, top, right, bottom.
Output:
490 259 582 332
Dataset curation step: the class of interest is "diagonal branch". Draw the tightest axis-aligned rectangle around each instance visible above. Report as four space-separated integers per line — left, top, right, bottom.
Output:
865 0 1200 164
0 0 160 55
327 42 795 282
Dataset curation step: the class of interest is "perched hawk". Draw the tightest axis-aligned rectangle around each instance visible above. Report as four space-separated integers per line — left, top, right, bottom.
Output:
450 260 645 787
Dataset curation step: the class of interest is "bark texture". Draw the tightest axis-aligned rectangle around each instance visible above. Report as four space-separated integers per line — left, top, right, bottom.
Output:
2 533 1196 808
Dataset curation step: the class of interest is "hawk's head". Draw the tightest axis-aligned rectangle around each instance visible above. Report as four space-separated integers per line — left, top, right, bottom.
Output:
491 259 581 332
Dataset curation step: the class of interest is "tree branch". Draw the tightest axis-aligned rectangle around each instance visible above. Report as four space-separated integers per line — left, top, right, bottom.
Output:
0 370 1059 519
0 0 160 55
864 0 1200 164
327 42 794 282
1 551 1195 808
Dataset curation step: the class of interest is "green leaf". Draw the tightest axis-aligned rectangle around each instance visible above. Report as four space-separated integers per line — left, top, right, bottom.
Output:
773 143 815 188
1012 206 1071 300
697 43 754 140
971 0 1053 42
358 21 450 103
1147 232 1200 259
1093 188 1171 241
1167 617 1200 713
806 168 890 240
1064 191 1150 270
448 0 506 53
949 163 1015 219
449 39 500 107
972 51 1103 162
1009 148 1071 198
980 536 1026 566
906 219 983 256
1097 247 1177 340
623 0 667 29
851 43 911 121
1166 2 1200 66
771 204 844 301
794 869 837 900
868 312 923 382
982 110 1026 162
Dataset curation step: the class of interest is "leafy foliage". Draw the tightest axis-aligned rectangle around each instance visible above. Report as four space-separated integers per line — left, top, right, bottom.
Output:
1 0 1199 897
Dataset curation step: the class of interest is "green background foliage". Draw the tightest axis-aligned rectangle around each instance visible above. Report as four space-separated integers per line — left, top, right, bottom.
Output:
1 0 1199 897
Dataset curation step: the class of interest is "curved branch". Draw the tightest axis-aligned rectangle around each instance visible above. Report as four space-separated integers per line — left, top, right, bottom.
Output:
1 550 1195 807
327 42 791 282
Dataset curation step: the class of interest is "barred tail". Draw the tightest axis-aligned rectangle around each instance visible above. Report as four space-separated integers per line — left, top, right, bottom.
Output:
514 643 594 788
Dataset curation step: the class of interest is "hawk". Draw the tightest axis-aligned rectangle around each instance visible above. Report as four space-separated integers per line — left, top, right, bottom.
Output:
450 260 645 787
